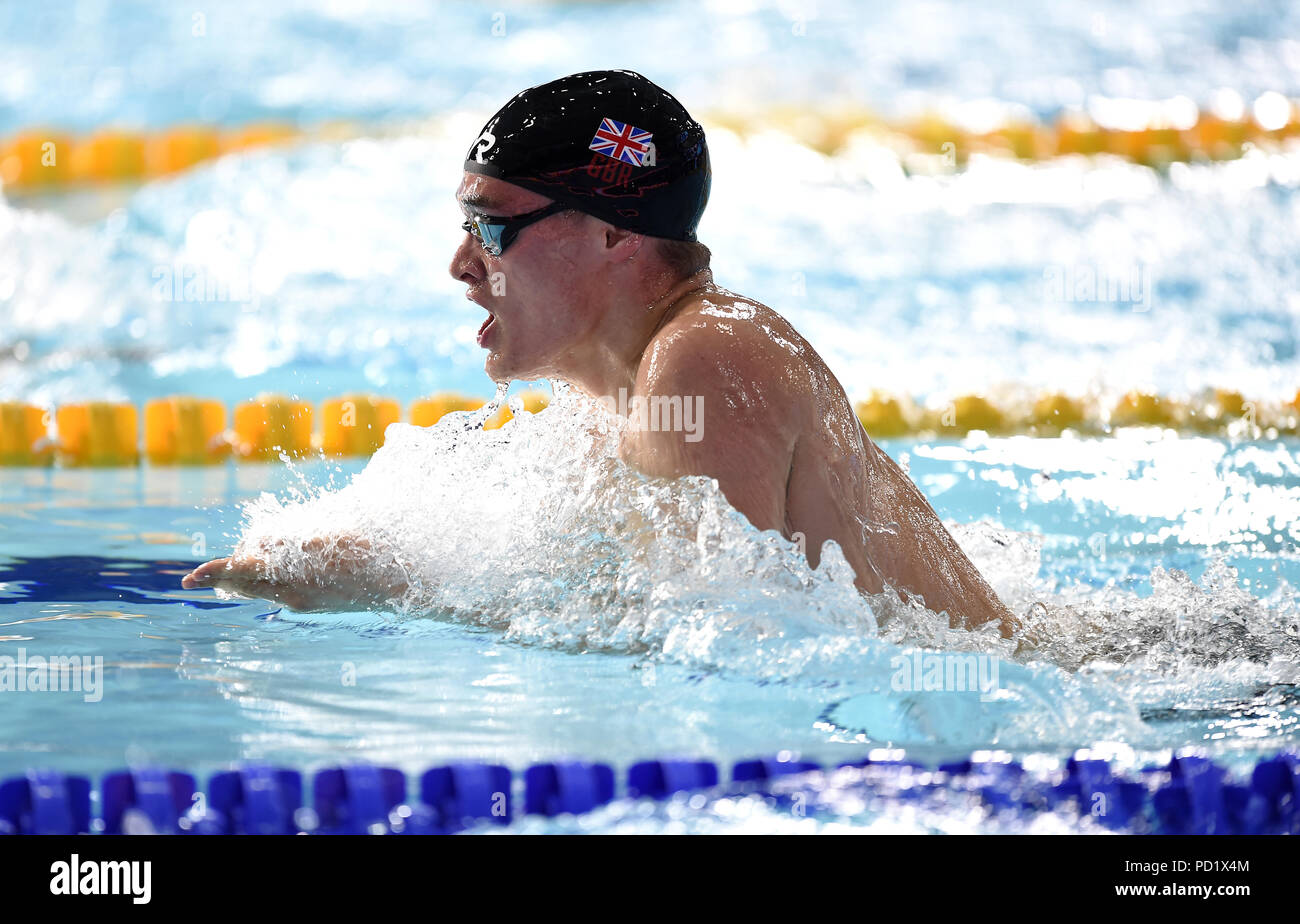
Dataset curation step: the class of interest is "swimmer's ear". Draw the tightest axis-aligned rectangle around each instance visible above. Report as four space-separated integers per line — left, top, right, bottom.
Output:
601 224 644 263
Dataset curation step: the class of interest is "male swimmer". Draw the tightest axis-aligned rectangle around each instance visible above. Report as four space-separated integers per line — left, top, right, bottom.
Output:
183 70 1018 637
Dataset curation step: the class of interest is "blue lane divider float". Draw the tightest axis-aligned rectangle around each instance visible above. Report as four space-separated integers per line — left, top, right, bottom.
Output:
203 766 302 835
1043 757 1148 831
0 770 92 835
313 764 407 835
733 756 821 783
102 768 196 834
524 761 616 817
0 751 1296 834
627 759 719 799
420 762 512 833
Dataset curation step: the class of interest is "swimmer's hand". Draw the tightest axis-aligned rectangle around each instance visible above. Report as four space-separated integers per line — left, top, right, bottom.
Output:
182 556 318 609
181 536 408 612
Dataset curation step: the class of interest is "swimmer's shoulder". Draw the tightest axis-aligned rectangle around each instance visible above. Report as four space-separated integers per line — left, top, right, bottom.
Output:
652 285 806 366
668 287 868 445
636 286 808 425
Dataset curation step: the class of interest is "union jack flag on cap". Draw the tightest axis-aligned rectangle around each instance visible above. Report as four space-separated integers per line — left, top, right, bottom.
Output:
589 117 653 166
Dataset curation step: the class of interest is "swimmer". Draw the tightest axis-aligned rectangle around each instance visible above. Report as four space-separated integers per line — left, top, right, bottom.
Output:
183 70 1018 637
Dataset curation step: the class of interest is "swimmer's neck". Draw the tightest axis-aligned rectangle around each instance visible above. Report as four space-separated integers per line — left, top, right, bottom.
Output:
563 266 714 400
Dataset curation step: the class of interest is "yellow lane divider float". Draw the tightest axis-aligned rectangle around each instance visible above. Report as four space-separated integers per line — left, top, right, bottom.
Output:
0 122 304 190
703 93 1299 166
853 389 1287 438
0 392 551 466
3 91 1299 192
320 396 401 457
0 403 54 465
145 397 231 465
0 389 1296 466
54 402 139 466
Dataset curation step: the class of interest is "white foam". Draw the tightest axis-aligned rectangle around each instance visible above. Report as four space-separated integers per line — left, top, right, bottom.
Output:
222 390 1300 749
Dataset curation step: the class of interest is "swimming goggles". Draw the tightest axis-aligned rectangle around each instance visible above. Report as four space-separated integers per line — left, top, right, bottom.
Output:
461 201 571 256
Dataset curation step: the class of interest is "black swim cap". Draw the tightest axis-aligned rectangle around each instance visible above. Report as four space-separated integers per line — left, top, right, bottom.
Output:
464 70 710 241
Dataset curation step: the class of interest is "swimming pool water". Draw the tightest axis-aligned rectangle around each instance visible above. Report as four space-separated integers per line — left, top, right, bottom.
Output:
2 432 1296 791
3 2 1300 410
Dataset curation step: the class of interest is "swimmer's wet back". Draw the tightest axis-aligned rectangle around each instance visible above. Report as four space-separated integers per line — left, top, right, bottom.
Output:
463 69 711 242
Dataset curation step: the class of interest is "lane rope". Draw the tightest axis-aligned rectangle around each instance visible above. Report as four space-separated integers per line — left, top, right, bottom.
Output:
1 388 1296 466
2 750 1294 834
3 90 1299 192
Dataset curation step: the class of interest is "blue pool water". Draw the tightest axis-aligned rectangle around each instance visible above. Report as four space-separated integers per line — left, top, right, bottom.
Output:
2 429 1296 783
2 1 1300 833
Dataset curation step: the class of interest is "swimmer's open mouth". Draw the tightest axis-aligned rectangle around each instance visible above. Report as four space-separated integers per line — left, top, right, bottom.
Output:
476 310 498 347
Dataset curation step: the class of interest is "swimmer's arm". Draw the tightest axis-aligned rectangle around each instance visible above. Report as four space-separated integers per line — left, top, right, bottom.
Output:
621 334 795 533
181 535 409 612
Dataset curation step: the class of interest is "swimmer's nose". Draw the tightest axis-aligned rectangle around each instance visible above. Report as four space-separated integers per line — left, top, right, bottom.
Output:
449 233 484 286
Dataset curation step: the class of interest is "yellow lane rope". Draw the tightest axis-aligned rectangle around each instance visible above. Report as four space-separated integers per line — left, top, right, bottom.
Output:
2 91 1298 192
0 388 1295 466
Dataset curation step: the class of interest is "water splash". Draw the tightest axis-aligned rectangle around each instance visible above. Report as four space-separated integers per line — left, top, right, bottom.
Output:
215 389 1285 751
236 384 875 660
